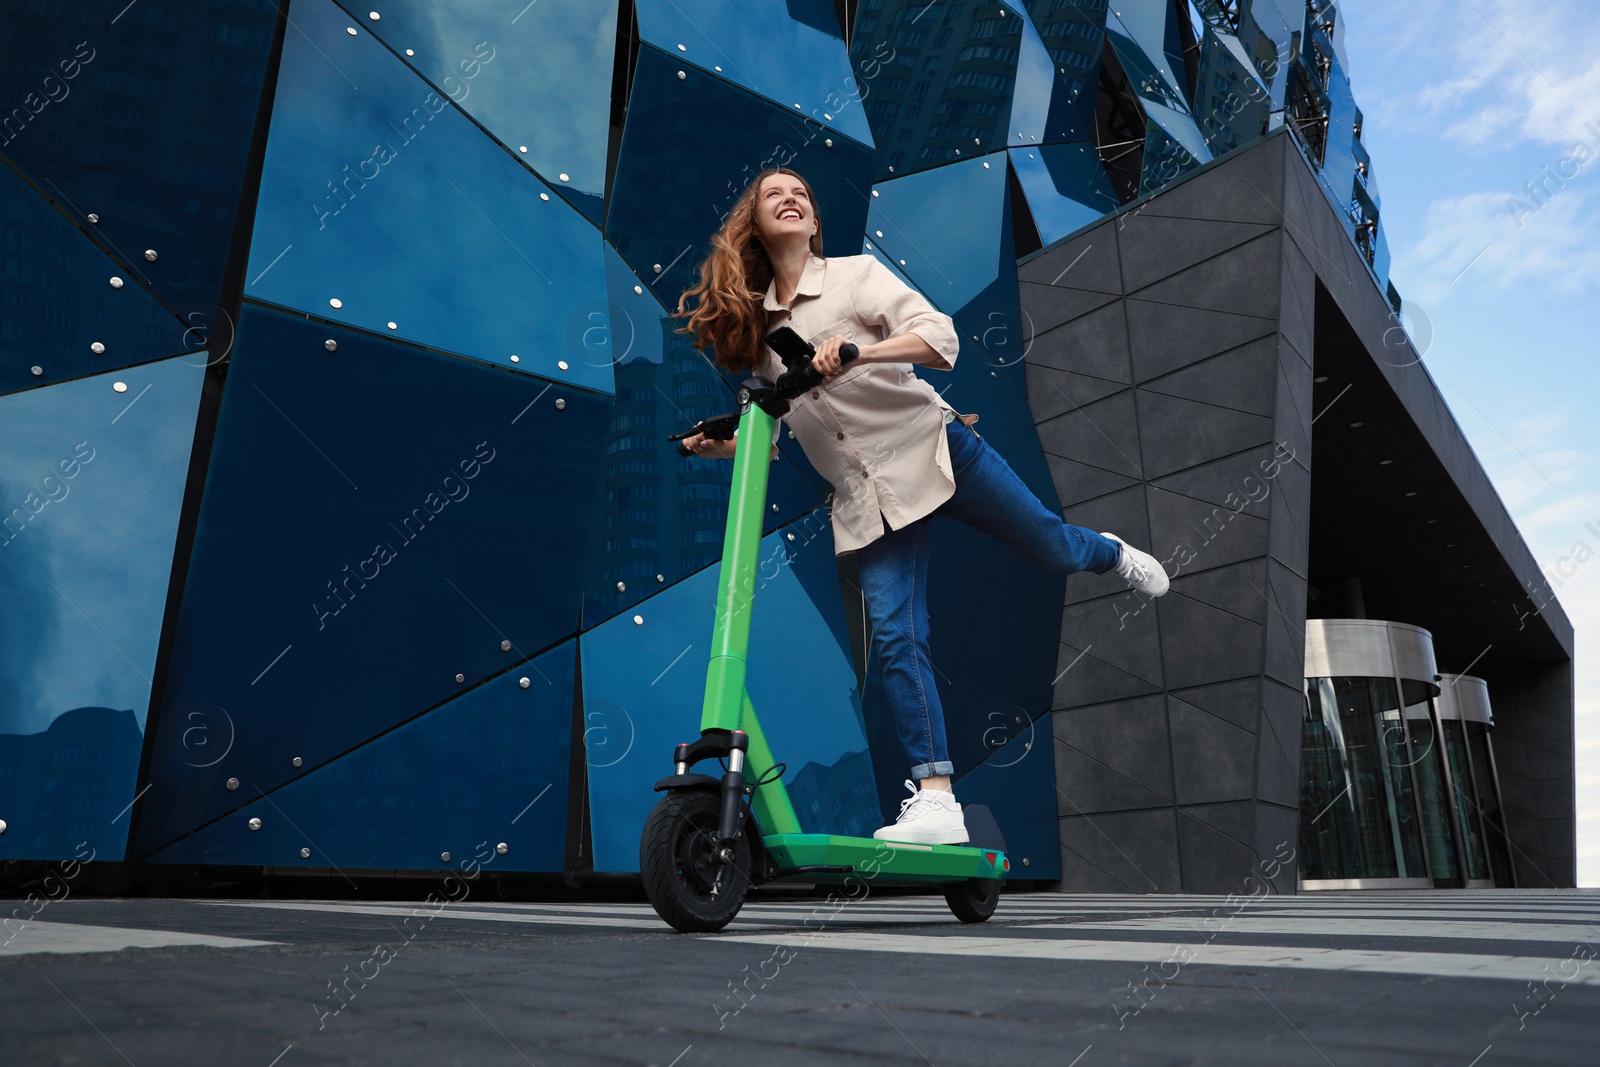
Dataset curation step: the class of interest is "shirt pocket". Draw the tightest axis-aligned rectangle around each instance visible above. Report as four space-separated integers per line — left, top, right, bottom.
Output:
804 317 856 346
805 318 872 387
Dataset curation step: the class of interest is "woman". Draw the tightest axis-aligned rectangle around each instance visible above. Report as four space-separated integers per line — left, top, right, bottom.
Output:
675 168 1168 845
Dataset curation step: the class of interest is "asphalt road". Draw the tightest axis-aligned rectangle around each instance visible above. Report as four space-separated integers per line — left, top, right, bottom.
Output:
2 886 1597 1066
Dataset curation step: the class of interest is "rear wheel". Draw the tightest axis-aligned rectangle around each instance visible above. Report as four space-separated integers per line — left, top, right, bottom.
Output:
640 791 750 933
943 877 1000 923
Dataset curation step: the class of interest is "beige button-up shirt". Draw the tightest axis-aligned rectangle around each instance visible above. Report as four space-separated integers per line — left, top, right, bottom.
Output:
759 254 965 554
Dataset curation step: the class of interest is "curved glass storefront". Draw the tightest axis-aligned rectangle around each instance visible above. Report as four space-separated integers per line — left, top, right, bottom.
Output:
1437 674 1515 888
1299 620 1513 889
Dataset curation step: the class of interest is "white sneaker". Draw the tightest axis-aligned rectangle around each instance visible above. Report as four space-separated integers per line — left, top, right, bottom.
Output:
872 780 969 845
1102 532 1169 597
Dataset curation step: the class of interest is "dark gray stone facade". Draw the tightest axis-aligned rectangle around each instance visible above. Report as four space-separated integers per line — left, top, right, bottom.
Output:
1019 130 1576 892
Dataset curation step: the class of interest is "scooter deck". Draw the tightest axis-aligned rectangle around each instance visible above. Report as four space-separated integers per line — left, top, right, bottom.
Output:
764 833 1009 884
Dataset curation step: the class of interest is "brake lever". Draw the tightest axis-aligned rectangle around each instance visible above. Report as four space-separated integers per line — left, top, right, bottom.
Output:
668 410 742 456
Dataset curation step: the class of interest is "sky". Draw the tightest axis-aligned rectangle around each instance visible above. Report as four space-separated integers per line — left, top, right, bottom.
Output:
1334 0 1598 886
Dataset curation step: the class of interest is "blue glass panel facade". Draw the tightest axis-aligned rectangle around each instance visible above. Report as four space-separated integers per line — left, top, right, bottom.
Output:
337 0 615 221
1019 0 1108 144
0 1 274 320
0 0 1411 880
143 641 574 871
1190 25 1272 156
605 44 875 300
135 305 606 856
582 529 871 873
0 161 185 395
949 709 1062 879
1105 8 1189 110
245 0 614 394
1009 144 1120 245
0 353 204 860
849 1 1028 181
634 0 872 147
1240 0 1305 104
868 154 1012 315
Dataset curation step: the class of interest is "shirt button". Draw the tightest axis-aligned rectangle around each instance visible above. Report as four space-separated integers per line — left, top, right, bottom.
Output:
836 432 844 441
811 391 819 400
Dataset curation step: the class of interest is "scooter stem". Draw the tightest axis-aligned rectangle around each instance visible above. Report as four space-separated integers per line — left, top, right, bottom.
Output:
699 394 777 732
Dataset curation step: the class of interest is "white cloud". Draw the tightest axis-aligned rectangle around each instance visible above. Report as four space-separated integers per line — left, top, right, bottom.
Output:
1399 187 1600 303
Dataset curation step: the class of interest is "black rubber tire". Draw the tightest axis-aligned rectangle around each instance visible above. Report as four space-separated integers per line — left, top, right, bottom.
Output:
640 791 750 933
943 877 1001 923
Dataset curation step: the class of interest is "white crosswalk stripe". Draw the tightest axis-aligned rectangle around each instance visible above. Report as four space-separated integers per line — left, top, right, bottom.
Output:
10 891 1596 1015
709 930 1600 985
172 890 1600 984
1021 917 1600 943
1 921 276 957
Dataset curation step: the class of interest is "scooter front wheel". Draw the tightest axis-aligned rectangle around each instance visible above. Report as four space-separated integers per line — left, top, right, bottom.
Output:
943 877 1000 923
640 790 750 932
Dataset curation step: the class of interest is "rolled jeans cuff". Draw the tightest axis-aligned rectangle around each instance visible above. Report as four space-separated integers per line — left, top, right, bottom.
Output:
910 760 955 780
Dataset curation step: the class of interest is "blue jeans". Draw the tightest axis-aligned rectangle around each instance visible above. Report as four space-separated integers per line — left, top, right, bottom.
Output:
855 421 1121 780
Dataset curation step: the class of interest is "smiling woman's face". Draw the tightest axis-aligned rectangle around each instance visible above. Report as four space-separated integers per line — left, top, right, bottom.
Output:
752 173 813 244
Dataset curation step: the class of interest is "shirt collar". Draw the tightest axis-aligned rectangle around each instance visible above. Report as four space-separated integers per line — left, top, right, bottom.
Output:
762 254 826 311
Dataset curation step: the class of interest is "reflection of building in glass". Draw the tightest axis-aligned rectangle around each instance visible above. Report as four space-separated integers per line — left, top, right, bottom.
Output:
853 1 1024 178
592 321 731 618
1027 0 1107 109
0 1 274 317
0 707 141 855
787 748 880 838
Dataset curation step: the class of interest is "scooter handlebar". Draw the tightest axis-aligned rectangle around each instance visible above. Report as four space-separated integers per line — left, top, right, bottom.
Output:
670 344 858 455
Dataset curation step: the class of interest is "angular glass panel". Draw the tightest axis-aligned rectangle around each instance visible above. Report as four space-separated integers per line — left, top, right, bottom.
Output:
786 0 846 40
1008 11 1059 145
1104 12 1215 193
1105 5 1188 108
1192 25 1272 156
134 305 607 856
581 246 827 627
605 44 875 305
848 1 1026 180
1319 54 1361 232
0 162 187 397
336 0 615 221
1019 0 1107 145
581 530 871 873
1240 0 1304 107
0 4 275 318
0 353 205 861
949 708 1060 879
1009 144 1119 245
142 642 574 872
867 154 1011 316
1140 107 1211 197
634 0 872 146
246 0 614 395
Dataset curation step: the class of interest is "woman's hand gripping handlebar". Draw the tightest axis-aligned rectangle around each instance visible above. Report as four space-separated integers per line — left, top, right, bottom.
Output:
669 328 858 456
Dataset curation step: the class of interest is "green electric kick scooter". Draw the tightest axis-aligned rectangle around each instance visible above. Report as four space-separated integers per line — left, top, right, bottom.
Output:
639 326 1011 934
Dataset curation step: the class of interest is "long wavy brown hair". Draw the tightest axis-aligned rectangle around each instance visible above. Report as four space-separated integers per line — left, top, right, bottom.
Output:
675 168 825 372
